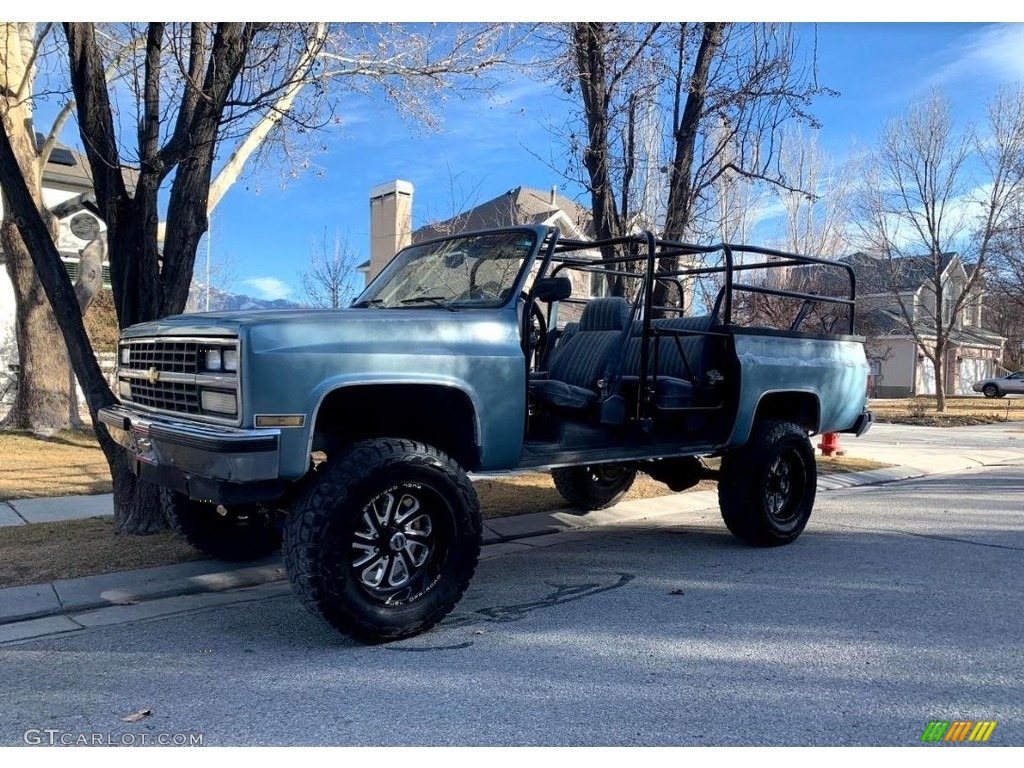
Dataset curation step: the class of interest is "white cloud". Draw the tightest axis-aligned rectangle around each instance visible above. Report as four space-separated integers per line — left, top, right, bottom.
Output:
933 24 1024 85
242 277 293 301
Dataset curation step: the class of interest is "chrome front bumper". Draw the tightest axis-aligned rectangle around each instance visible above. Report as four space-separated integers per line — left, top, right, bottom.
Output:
98 404 285 503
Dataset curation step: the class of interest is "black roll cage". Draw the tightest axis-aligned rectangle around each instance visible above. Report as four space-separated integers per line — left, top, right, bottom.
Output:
526 227 858 421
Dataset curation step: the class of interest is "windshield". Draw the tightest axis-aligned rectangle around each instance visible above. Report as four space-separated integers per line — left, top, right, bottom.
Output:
354 230 537 309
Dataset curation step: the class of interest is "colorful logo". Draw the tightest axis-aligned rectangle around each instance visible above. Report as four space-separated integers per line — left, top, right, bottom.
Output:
920 720 997 743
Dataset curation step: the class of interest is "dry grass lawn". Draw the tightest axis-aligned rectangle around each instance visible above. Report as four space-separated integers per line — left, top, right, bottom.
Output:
0 516 202 589
0 430 112 500
870 396 1024 427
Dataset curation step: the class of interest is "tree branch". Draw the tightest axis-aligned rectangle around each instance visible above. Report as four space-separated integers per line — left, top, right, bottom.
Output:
206 22 327 215
13 22 51 103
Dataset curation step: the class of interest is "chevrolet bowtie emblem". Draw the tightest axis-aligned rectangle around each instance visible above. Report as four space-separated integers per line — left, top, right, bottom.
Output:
146 367 160 384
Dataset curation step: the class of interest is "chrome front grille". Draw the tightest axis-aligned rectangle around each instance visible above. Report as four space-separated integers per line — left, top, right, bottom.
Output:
128 378 202 414
126 340 200 374
117 336 240 424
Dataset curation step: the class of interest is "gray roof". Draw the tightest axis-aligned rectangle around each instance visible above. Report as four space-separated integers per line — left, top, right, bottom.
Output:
38 134 138 194
844 251 958 294
413 186 593 242
785 251 963 299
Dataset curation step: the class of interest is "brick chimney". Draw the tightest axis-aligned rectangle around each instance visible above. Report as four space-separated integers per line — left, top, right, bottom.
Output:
369 180 414 280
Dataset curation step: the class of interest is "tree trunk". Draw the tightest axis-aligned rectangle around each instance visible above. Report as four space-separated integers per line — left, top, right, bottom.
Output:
64 22 254 532
1 223 73 432
0 122 169 533
655 23 725 313
572 23 624 295
107 447 166 534
1 22 74 433
934 342 947 413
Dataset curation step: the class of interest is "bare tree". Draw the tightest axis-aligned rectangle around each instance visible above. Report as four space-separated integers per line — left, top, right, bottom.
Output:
189 23 525 232
301 231 360 309
854 86 1024 411
658 23 826 313
546 23 664 294
4 22 523 436
3 24 327 531
774 127 853 258
551 23 828 304
1 23 142 432
1 23 78 431
732 128 856 332
1 22 526 532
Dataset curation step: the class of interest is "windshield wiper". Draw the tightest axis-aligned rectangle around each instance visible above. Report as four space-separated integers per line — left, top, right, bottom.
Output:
399 296 458 312
351 298 385 308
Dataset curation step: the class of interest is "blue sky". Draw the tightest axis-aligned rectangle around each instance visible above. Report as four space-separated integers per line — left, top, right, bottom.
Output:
37 22 1024 302
208 22 1024 302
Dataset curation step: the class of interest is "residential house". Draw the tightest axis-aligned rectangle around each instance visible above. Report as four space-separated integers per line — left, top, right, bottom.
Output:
845 252 1004 397
360 180 600 303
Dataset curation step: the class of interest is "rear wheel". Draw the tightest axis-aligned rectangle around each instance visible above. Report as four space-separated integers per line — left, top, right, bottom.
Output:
284 438 481 643
162 490 282 561
718 421 816 546
552 464 637 510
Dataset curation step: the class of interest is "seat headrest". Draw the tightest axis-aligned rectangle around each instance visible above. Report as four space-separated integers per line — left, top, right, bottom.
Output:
580 297 629 332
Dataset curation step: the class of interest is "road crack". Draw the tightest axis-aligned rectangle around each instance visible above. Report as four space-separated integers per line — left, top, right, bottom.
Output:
829 522 1024 552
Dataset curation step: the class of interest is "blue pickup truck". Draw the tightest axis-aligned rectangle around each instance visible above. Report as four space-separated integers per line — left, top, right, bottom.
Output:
99 226 872 642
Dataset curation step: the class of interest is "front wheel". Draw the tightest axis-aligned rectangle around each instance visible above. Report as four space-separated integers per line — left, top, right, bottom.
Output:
162 490 282 561
982 384 999 398
284 438 481 643
718 421 817 546
552 464 637 510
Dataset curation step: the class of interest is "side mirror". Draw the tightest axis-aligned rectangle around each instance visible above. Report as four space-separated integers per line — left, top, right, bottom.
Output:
532 276 571 303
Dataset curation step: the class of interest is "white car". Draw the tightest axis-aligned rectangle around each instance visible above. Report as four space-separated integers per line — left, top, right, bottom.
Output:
973 371 1024 398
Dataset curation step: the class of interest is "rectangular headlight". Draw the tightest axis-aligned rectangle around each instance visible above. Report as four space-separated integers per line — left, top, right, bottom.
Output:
222 349 238 372
200 390 236 415
118 380 131 398
120 346 130 366
204 349 222 371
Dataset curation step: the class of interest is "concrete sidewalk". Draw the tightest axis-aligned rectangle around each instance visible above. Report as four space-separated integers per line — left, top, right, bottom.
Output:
2 421 1023 643
1 494 114 527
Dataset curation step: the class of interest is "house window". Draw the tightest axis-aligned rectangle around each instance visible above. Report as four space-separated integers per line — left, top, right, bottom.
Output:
941 282 954 327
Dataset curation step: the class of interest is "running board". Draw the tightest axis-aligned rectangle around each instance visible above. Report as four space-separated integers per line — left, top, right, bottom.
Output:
518 441 722 471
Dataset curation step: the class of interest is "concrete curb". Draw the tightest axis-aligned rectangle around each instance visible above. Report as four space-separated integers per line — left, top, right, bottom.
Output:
2 451 1022 642
0 556 283 626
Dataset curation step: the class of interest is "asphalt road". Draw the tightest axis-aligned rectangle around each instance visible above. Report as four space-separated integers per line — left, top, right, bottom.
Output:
2 465 1022 747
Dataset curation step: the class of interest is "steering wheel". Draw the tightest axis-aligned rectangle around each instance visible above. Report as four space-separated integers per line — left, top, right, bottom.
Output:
521 291 548 366
464 280 503 301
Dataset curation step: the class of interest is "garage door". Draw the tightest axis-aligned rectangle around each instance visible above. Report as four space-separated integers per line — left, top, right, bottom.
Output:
957 357 991 395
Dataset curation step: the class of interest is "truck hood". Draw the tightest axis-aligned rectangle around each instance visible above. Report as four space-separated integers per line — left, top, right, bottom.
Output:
120 307 520 349
121 308 348 338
